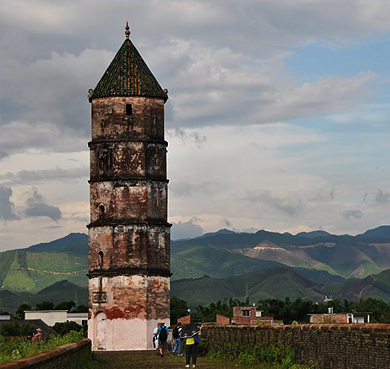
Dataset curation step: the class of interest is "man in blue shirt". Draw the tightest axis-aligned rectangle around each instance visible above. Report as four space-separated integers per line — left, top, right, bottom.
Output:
157 321 169 357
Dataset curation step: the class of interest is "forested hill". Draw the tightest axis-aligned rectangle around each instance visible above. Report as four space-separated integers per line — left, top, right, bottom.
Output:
172 226 390 279
1 226 390 296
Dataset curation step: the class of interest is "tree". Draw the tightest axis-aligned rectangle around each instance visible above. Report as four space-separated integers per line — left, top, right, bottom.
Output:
0 319 35 337
16 303 32 320
52 321 83 335
73 304 88 313
351 298 390 323
170 297 189 324
55 300 76 311
35 301 54 310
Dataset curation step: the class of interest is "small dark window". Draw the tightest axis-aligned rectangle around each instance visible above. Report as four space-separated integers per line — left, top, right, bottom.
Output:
242 310 250 317
98 251 104 267
152 116 157 135
98 205 105 221
126 104 133 116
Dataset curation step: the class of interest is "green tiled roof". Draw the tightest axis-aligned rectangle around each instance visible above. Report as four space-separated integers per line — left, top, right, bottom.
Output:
91 38 168 101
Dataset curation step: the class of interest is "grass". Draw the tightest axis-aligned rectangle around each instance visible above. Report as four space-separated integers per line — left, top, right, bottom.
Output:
94 350 282 369
0 330 83 364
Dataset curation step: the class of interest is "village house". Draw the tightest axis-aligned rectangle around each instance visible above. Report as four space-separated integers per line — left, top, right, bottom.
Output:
232 306 283 326
309 308 371 324
24 310 88 328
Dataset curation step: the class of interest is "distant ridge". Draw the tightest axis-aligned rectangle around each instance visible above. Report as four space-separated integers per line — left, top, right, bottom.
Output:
296 230 332 239
27 233 88 254
195 228 236 240
1 225 390 299
172 225 390 279
0 280 88 314
358 225 390 239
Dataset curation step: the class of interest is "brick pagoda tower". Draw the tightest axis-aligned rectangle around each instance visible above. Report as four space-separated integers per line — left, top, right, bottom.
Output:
87 23 170 350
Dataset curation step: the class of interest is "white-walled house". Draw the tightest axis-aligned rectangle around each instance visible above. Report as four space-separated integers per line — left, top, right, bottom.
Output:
24 310 88 327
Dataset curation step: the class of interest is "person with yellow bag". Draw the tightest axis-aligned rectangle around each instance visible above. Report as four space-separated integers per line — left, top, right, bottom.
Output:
180 323 201 368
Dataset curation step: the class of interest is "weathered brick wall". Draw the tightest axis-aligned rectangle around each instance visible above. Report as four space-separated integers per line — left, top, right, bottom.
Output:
0 339 91 369
232 307 256 325
202 324 390 369
216 314 230 325
178 315 191 325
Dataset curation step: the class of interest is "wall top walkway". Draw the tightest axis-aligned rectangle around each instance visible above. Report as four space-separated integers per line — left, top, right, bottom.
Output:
209 323 390 332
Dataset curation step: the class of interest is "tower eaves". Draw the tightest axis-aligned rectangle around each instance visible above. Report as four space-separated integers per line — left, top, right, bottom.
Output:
90 24 168 102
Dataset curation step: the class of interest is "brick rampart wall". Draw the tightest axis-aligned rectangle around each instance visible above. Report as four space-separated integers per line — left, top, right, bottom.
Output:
202 324 390 369
0 338 91 369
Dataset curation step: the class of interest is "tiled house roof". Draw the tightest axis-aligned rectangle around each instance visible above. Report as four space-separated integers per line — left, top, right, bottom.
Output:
90 38 167 101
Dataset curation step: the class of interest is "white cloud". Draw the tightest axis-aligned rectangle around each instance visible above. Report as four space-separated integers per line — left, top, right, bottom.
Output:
171 219 204 240
0 166 88 186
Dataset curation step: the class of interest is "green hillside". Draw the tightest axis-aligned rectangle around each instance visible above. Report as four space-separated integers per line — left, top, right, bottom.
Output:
171 267 324 308
173 226 390 279
2 226 390 304
0 280 88 315
324 269 390 302
171 245 282 281
1 250 88 293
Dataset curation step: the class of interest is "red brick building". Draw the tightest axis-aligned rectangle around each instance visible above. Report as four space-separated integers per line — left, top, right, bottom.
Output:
87 23 170 350
232 306 283 326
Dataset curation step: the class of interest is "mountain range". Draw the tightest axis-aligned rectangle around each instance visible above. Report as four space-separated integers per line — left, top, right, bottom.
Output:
1 226 390 312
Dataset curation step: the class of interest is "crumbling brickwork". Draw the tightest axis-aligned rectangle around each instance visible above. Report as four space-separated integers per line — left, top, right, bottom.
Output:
87 30 170 351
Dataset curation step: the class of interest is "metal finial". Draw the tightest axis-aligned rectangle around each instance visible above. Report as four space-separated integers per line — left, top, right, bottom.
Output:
125 21 130 39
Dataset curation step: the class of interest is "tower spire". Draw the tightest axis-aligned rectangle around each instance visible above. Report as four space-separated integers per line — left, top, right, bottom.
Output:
125 21 130 39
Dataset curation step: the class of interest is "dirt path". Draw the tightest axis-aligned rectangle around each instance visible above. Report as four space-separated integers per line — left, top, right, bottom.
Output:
94 350 275 369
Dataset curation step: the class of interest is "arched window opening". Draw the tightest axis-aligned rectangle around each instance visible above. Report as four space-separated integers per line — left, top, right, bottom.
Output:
98 205 105 221
98 251 104 268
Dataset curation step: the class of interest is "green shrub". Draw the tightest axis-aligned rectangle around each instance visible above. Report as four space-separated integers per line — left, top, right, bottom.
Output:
0 330 83 364
209 343 316 369
52 321 83 335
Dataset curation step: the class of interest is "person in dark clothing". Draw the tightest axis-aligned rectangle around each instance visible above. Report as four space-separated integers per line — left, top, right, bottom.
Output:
184 332 200 368
172 322 183 356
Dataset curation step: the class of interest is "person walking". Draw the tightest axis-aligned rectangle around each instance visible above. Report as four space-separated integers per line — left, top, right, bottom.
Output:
184 331 200 368
153 322 161 353
157 321 169 357
172 322 183 356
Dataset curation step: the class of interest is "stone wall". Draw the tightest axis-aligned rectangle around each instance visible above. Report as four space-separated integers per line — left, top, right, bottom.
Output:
0 338 91 369
202 324 390 369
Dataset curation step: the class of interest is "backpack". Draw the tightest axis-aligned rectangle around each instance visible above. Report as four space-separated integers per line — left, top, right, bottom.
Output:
159 326 168 341
172 326 179 339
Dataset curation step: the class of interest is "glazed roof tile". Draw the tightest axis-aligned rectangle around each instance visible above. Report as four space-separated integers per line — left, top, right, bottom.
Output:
91 38 167 101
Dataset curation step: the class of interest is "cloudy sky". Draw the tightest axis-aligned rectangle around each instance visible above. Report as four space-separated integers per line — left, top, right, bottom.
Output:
1 0 390 251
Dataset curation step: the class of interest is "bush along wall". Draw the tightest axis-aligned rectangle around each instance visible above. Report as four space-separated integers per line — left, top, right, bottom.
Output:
202 324 390 369
208 341 315 369
0 337 93 369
